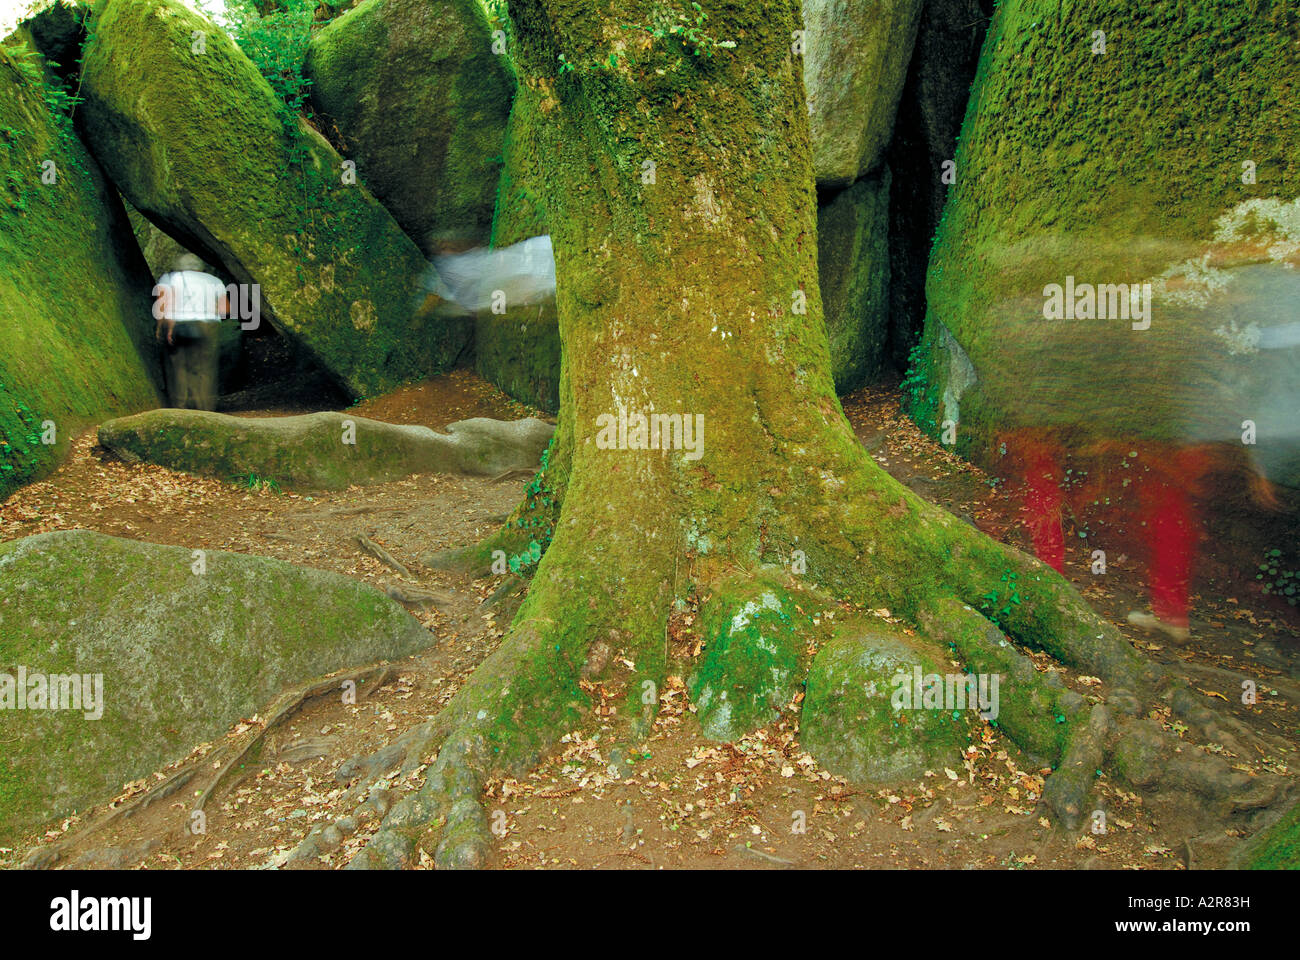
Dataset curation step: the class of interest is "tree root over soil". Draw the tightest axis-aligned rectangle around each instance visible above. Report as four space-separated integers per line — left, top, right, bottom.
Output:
337 430 1295 870
22 663 401 870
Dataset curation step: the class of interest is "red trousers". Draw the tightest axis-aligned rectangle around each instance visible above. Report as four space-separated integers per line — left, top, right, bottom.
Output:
1016 441 1207 627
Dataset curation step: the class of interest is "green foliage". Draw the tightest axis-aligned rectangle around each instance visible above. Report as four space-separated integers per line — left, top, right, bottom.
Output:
504 440 557 575
555 1 735 75
479 0 509 35
0 380 45 480
1256 548 1297 606
229 472 283 493
0 122 35 212
621 3 735 59
224 0 322 280
507 538 542 574
224 0 316 120
7 40 85 175
899 340 941 434
979 569 1022 627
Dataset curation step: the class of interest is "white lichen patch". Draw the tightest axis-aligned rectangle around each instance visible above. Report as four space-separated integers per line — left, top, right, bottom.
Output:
1212 196 1300 263
729 591 783 635
1150 196 1300 309
349 300 377 332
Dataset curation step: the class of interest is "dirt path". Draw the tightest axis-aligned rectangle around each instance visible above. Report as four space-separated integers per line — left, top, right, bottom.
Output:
1 373 1296 870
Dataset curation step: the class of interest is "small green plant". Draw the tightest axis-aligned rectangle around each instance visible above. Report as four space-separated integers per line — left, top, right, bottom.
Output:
1257 548 1297 606
230 472 282 494
39 81 83 168
622 3 736 58
503 441 559 574
508 538 543 574
0 377 48 488
979 569 1022 626
900 341 940 434
480 0 509 25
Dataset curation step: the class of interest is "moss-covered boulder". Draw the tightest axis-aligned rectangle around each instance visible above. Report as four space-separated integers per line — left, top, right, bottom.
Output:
0 529 431 845
801 625 971 784
98 408 554 489
474 81 560 412
475 307 561 414
910 0 1300 480
802 0 923 188
304 0 514 254
689 581 810 741
1234 796 1300 869
77 0 471 400
0 40 161 501
817 169 892 392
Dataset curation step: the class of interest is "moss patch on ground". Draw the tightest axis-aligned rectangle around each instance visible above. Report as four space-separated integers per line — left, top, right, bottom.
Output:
689 579 813 741
1235 797 1300 869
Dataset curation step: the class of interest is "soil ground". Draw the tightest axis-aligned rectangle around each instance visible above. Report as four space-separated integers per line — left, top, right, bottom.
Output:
1 370 1296 871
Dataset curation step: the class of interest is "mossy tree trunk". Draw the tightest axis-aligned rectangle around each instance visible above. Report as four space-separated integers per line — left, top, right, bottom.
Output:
351 0 1278 869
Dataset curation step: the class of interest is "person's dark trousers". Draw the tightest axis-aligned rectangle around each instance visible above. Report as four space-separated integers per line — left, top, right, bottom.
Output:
167 321 220 411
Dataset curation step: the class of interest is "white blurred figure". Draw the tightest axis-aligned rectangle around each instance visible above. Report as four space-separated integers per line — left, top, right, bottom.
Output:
153 253 226 411
426 235 555 315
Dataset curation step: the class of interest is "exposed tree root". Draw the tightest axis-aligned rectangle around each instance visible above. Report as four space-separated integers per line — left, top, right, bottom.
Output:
197 663 399 815
342 481 1290 869
383 582 452 611
355 534 412 579
22 663 399 870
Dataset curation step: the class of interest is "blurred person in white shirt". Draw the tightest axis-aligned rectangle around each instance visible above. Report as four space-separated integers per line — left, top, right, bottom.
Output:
153 253 227 411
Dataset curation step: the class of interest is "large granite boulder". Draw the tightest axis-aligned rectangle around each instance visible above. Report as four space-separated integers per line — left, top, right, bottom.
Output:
305 0 514 254
77 0 471 399
98 409 555 489
0 529 431 844
910 0 1300 487
802 0 924 188
0 37 160 501
817 169 892 392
